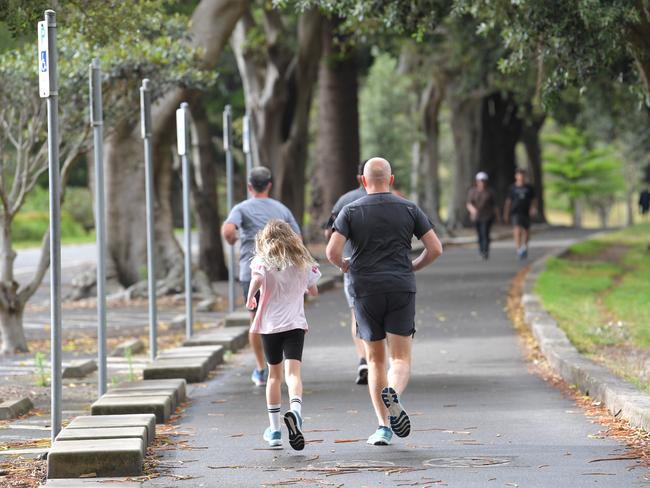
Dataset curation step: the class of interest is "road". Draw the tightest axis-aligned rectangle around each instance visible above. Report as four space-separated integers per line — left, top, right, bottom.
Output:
141 227 647 487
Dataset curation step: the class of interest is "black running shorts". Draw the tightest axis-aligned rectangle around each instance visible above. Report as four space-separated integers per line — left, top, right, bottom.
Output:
511 213 531 230
261 329 305 365
353 292 416 342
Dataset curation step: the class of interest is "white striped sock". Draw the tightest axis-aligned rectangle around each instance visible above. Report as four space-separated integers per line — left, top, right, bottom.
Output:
267 404 281 431
290 397 302 416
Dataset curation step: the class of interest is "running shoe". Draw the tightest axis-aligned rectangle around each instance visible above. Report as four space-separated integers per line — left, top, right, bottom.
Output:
263 427 282 447
367 426 393 446
355 361 368 385
251 368 267 387
381 386 411 438
283 410 305 451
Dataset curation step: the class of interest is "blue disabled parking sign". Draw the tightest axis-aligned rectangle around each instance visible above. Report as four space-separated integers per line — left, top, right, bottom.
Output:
37 20 50 97
40 51 47 72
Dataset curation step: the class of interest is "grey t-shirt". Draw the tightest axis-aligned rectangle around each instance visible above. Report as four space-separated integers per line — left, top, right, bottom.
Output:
225 198 300 281
333 192 433 298
329 186 367 258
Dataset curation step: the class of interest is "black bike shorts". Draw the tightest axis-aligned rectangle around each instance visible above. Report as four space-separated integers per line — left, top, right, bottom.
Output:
353 292 416 342
261 328 305 365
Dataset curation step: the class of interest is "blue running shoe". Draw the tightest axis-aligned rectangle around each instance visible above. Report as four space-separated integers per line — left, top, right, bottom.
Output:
367 426 393 445
251 368 267 387
283 410 305 451
263 427 282 447
381 386 411 438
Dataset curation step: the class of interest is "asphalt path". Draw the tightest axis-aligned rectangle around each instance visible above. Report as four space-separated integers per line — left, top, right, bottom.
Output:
144 228 648 487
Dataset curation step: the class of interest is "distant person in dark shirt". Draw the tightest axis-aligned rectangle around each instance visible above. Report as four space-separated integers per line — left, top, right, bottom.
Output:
326 157 443 447
466 171 499 260
640 187 650 217
326 161 368 385
504 168 538 260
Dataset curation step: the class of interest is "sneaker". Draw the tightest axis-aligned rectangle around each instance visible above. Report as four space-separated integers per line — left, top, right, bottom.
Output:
355 361 368 385
283 410 305 451
381 386 411 438
367 426 393 445
263 427 282 447
251 368 267 387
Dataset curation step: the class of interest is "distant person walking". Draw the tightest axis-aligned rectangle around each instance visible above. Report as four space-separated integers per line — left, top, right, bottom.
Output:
326 157 443 446
221 167 301 387
326 161 368 385
466 172 498 260
504 168 538 260
640 187 650 217
246 220 320 450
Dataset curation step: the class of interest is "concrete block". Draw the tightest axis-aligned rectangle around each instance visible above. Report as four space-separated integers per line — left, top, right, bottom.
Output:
111 339 145 357
62 359 97 379
183 326 248 351
0 397 33 420
66 414 155 445
91 395 172 424
158 345 224 370
56 426 148 452
224 311 250 327
104 387 179 410
41 478 142 487
47 438 143 478
116 379 186 405
143 357 209 383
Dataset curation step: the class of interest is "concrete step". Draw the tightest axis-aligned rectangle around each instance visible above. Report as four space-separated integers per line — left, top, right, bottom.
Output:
143 357 210 383
224 311 250 327
157 345 224 370
65 414 156 445
62 359 97 379
116 379 187 405
91 395 172 424
47 438 143 478
110 339 145 357
104 387 180 410
0 397 33 420
41 478 142 487
56 426 148 452
182 325 249 351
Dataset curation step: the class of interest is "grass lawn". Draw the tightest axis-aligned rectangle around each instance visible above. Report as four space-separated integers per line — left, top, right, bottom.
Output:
535 222 650 392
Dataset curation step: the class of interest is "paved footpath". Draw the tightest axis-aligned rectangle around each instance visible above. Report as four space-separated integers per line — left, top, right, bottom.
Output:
144 228 648 488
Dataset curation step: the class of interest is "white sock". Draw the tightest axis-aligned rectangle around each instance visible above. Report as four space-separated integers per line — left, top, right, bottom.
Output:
290 397 302 416
267 404 281 431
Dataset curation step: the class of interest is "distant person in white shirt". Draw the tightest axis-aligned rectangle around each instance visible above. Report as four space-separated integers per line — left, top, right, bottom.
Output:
246 220 321 451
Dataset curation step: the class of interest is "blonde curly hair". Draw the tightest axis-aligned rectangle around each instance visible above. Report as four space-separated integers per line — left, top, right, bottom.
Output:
254 220 316 271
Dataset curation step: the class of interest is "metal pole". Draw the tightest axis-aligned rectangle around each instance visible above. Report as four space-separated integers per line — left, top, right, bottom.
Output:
41 9 62 442
243 113 253 198
140 79 157 361
89 58 107 396
223 105 235 313
176 102 193 339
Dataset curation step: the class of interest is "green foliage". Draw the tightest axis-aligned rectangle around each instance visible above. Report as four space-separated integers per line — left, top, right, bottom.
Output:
359 52 414 188
12 211 86 244
33 351 48 387
543 125 625 212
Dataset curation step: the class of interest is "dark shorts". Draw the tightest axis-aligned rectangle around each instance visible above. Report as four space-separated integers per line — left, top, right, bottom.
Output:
241 281 260 313
353 292 416 342
261 329 305 365
511 213 531 230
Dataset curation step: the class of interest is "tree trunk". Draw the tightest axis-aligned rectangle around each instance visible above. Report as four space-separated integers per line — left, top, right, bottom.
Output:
308 17 359 241
421 78 445 231
0 304 27 354
572 199 583 227
626 192 635 226
0 219 27 354
521 115 547 223
102 0 247 287
479 92 523 209
232 9 323 227
189 100 228 281
449 93 483 228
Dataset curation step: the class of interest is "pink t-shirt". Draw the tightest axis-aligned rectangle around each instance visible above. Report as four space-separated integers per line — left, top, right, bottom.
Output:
249 257 321 335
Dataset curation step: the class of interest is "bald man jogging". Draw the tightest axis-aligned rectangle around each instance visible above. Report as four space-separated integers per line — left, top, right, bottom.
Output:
326 158 443 446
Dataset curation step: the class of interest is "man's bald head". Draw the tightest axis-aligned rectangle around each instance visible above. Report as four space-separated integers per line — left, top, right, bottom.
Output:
362 157 394 193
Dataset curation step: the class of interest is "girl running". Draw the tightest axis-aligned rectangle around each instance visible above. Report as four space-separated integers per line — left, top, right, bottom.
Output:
246 220 321 450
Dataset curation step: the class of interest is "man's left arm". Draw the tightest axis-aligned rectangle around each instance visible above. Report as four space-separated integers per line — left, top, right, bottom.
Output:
326 208 350 272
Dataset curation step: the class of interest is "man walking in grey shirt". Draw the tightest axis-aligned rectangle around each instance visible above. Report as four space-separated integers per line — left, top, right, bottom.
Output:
327 157 443 446
222 167 301 387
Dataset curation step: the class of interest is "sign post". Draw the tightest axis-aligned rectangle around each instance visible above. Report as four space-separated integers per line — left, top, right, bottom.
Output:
140 79 157 361
40 9 62 442
243 113 253 197
89 58 107 396
176 102 193 339
223 106 235 313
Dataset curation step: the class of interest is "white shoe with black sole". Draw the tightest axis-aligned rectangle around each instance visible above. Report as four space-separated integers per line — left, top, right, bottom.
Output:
381 386 411 438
